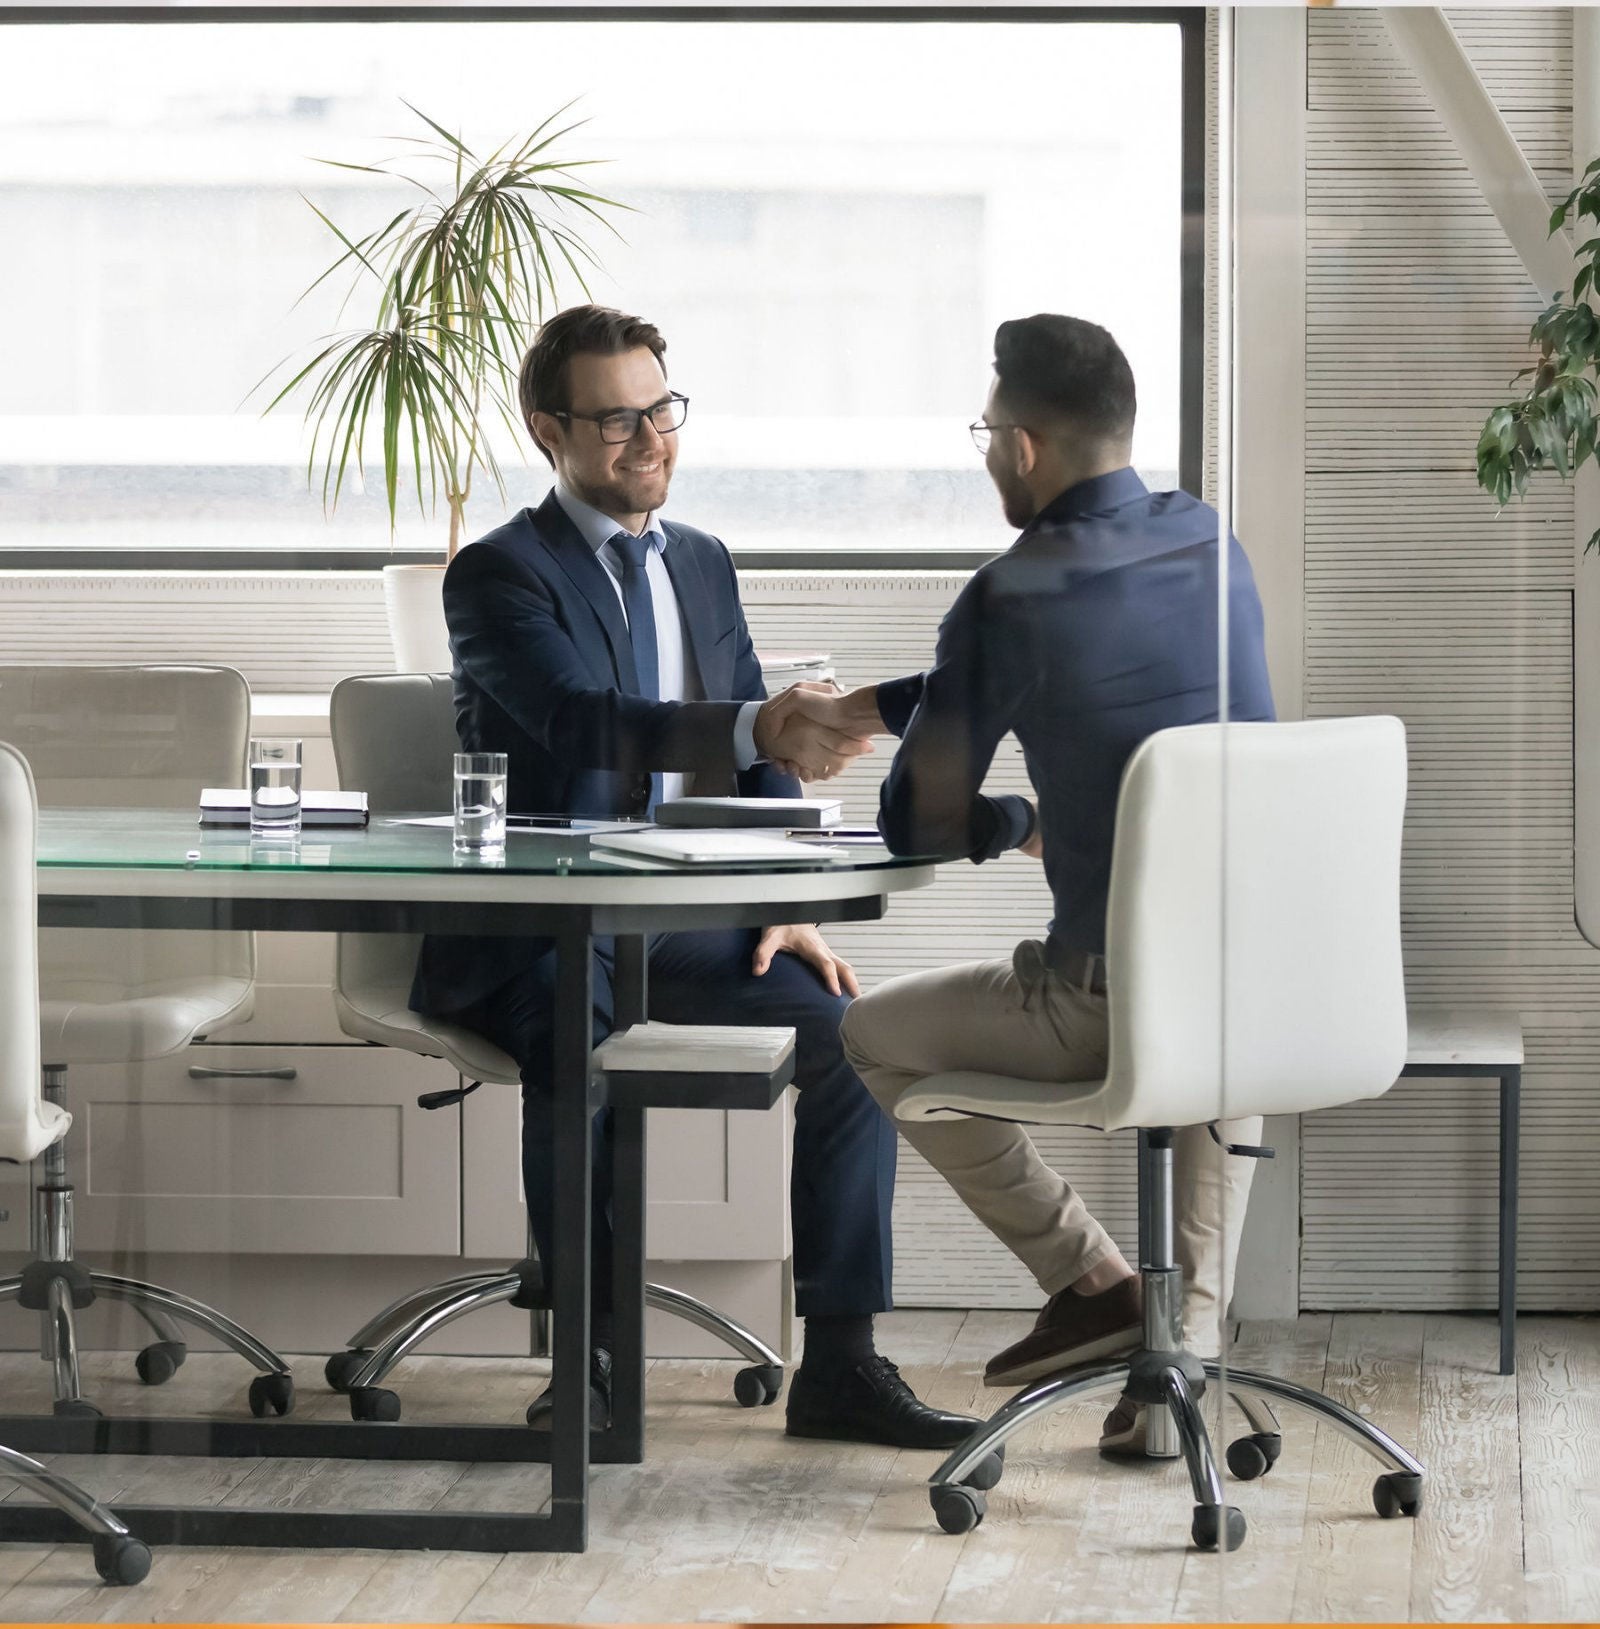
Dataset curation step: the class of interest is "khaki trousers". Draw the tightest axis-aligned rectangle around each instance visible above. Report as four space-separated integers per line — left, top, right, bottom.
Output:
841 942 1261 1358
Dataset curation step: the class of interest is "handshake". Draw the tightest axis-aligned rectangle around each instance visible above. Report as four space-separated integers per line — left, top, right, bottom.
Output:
753 681 885 783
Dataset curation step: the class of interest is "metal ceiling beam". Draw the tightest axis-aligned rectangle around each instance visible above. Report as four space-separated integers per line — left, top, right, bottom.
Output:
1383 7 1574 300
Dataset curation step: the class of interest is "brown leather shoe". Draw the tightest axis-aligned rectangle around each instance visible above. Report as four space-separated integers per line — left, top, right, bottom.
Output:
984 1276 1143 1387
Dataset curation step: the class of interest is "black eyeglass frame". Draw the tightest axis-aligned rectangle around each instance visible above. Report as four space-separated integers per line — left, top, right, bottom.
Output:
553 392 691 444
968 418 1030 455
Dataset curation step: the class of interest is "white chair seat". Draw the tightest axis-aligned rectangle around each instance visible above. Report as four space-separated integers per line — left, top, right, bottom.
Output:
39 976 254 1066
332 981 521 1083
895 1071 1109 1126
0 1096 72 1164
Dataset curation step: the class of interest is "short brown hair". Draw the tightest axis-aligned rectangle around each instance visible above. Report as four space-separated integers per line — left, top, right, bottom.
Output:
518 304 668 465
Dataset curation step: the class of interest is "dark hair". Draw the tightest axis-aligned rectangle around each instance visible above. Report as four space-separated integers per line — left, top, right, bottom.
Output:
518 304 668 465
992 314 1136 443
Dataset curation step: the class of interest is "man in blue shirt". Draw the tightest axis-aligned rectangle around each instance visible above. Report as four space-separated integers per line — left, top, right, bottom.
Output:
803 314 1276 1450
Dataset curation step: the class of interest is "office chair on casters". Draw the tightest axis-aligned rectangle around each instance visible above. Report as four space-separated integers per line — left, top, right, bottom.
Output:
0 665 293 1421
896 717 1424 1553
323 673 785 1423
0 742 151 1585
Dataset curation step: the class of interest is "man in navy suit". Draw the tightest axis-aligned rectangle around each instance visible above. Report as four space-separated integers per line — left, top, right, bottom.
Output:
412 304 978 1450
792 315 1276 1452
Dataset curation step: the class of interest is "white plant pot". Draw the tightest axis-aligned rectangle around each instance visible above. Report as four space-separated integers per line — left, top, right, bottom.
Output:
382 564 452 673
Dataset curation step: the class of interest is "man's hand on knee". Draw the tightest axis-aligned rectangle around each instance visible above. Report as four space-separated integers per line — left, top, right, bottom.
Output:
753 924 860 998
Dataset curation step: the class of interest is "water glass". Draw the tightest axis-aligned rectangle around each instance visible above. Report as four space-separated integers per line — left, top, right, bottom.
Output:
454 752 508 852
249 738 303 834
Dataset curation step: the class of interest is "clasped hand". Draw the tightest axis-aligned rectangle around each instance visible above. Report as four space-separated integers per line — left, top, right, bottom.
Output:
753 681 881 782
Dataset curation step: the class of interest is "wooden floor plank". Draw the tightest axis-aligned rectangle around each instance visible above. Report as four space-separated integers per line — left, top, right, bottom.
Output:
1518 1314 1600 1622
1408 1314 1524 1622
1289 1312 1425 1623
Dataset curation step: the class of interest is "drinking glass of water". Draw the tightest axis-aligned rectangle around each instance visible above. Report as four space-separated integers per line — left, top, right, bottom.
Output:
249 738 303 835
454 752 508 853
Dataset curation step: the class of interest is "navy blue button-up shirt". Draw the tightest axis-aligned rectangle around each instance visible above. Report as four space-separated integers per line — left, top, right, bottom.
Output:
875 467 1276 957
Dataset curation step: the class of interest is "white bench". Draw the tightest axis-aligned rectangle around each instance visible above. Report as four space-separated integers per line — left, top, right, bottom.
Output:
1401 1005 1524 1375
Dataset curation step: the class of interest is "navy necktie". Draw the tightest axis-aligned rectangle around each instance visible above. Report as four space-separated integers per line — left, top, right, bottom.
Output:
611 531 663 814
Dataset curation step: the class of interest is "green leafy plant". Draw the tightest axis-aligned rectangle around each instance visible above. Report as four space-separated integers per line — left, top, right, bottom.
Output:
260 101 628 556
1477 157 1600 551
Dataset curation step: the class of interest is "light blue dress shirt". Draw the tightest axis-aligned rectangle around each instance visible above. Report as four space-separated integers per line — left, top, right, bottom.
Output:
553 483 762 803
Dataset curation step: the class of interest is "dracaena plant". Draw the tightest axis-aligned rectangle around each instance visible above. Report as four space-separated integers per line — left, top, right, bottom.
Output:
1477 157 1600 552
259 101 628 557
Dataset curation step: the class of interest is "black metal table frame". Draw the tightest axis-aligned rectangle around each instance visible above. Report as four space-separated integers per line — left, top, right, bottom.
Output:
1398 1058 1522 1377
1 886 892 1553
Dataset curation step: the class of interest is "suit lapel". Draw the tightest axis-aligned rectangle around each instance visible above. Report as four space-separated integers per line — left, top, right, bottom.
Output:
527 490 640 692
660 526 724 698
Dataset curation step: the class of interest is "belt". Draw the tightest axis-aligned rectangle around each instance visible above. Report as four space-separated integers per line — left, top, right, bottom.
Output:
1049 946 1108 996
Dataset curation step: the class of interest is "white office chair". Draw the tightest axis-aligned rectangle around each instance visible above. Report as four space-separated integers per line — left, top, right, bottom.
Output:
322 672 786 1422
900 717 1424 1553
0 741 152 1584
0 665 293 1419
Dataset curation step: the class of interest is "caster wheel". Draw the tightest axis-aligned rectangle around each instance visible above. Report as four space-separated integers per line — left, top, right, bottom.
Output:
324 1348 376 1393
931 1483 986 1535
1191 1503 1247 1552
349 1385 402 1422
1373 1471 1424 1519
53 1398 102 1418
1226 1431 1281 1481
733 1364 783 1407
961 1449 1005 1492
248 1372 295 1418
92 1533 152 1587
135 1340 188 1387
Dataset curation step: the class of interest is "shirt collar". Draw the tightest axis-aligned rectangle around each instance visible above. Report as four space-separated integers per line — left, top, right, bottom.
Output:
1030 466 1150 530
554 480 667 556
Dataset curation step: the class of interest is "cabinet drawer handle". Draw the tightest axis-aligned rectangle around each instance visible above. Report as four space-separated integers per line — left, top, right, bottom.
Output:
188 1066 299 1082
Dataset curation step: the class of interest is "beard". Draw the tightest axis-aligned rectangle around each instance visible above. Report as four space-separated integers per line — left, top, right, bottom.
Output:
577 461 672 520
995 469 1037 531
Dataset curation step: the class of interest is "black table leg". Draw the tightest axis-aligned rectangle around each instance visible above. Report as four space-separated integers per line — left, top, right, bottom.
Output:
1498 1065 1521 1377
549 916 595 1549
610 934 648 1460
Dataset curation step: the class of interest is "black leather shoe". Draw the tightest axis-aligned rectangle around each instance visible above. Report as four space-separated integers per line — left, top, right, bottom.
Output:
526 1347 612 1430
785 1354 980 1449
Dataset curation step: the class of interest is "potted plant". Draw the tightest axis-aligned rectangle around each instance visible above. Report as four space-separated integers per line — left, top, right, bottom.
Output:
261 102 627 668
1476 157 1600 548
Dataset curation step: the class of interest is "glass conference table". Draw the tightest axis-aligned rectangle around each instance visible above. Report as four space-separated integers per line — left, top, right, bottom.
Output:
7 810 937 1555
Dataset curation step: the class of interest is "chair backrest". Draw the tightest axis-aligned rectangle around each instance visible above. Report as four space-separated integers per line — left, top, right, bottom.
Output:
0 665 254 1009
1097 716 1409 1132
0 741 70 1161
328 673 457 1001
329 673 458 811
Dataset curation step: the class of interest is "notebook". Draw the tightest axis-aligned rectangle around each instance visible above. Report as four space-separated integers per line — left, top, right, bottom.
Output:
200 788 369 827
590 829 847 865
653 796 842 829
595 1022 795 1075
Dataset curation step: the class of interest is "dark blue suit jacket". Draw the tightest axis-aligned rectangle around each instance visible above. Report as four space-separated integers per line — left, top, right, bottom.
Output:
412 489 798 1017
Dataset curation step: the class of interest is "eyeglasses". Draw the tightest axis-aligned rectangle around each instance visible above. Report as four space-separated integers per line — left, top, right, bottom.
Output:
969 418 1026 456
555 392 690 444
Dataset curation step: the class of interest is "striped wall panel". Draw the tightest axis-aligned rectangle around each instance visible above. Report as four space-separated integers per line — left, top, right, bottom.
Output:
1299 9 1600 1310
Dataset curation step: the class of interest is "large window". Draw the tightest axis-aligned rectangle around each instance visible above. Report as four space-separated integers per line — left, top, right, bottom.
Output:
0 10 1195 564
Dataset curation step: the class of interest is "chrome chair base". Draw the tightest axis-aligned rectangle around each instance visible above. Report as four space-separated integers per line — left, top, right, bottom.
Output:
0 1070 294 1420
926 1350 1426 1548
0 1442 152 1584
327 1270 785 1421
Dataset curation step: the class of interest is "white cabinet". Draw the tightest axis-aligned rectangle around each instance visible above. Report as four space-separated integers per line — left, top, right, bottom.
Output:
62 1044 461 1256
